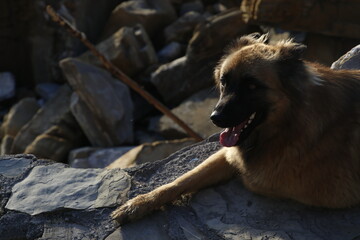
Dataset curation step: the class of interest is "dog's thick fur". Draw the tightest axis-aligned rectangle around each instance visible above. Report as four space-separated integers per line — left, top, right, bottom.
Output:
112 34 360 224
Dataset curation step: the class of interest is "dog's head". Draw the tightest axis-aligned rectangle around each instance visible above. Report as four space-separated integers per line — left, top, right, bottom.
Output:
211 33 307 147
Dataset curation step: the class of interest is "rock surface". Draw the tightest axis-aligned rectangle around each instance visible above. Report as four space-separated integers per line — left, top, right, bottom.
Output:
151 9 255 106
0 98 39 138
1 137 360 239
70 147 134 169
163 11 205 44
107 138 196 169
23 112 85 162
150 88 220 139
102 0 177 39
80 25 157 77
10 85 73 154
331 44 360 70
61 58 134 147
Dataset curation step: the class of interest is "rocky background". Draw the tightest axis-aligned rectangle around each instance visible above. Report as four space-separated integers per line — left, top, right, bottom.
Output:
0 0 360 239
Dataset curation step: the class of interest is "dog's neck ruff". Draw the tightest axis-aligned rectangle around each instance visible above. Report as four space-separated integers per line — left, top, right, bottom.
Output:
220 112 256 147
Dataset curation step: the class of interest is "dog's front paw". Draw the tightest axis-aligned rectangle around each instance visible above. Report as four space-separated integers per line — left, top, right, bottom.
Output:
111 194 157 225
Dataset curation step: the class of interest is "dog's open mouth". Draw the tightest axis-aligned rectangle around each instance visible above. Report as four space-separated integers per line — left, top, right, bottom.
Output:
220 112 256 147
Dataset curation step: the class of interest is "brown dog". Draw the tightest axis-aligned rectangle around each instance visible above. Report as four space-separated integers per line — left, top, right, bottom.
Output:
112 34 360 224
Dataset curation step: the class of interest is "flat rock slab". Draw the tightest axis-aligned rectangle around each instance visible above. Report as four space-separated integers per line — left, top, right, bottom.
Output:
6 163 130 215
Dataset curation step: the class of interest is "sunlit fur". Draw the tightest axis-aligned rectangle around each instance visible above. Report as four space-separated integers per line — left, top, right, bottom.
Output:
112 34 360 224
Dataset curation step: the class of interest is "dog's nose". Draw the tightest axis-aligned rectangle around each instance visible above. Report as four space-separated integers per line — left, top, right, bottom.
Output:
210 111 222 125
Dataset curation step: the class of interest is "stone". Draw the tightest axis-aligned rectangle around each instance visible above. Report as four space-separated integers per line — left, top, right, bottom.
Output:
68 146 100 168
35 83 61 101
61 58 134 147
80 25 157 77
10 85 72 154
71 147 134 169
0 135 13 155
24 112 86 162
0 158 32 178
150 88 220 139
179 0 204 15
0 72 15 101
0 97 40 138
157 42 185 63
102 0 177 39
5 163 130 215
2 140 360 239
151 10 255 106
240 0 360 39
150 56 188 106
107 138 196 169
331 44 360 70
163 11 205 44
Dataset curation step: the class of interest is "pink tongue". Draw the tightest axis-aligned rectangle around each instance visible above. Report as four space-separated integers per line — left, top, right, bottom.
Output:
219 121 247 147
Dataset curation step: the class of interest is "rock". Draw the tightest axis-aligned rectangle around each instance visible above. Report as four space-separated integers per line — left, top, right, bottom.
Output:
150 56 188 106
80 25 157 77
0 72 15 101
0 97 40 138
163 11 205 44
151 10 255 106
5 162 130 215
70 147 134 169
35 83 61 101
0 154 39 216
68 146 100 167
61 58 134 147
102 0 177 39
303 33 360 66
186 9 255 60
179 0 204 15
10 85 73 154
150 88 220 139
157 42 185 63
331 44 360 70
2 140 360 239
107 138 196 169
240 0 360 39
134 129 165 144
0 135 13 155
0 154 117 240
23 112 85 162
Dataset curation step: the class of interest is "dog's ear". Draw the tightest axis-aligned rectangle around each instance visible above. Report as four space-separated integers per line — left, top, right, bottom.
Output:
277 41 307 60
227 33 269 53
214 61 223 86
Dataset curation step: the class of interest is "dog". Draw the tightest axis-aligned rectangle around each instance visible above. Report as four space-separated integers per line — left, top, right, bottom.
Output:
112 33 360 224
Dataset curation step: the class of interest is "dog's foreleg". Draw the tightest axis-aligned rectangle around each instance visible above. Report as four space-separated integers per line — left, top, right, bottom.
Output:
111 148 235 224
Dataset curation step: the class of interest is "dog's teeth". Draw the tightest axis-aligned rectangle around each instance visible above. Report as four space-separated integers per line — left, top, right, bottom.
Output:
244 124 248 128
250 112 256 120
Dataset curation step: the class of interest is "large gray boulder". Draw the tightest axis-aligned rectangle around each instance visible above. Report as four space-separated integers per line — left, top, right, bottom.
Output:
61 58 134 147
